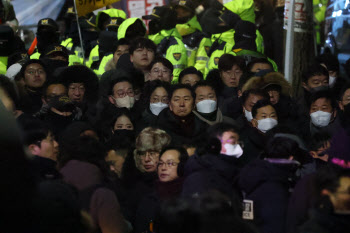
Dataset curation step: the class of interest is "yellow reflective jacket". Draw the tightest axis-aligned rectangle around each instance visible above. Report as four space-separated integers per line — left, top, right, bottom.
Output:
224 0 256 23
86 45 99 68
118 18 146 40
0 57 8 75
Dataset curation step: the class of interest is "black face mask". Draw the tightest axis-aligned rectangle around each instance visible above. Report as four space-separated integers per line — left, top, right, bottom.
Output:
113 129 135 141
41 58 69 73
149 20 161 35
177 16 192 24
309 85 329 93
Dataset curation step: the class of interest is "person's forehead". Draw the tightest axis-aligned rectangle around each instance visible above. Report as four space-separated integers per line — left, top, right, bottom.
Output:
152 62 167 69
161 149 180 160
69 82 84 87
182 74 200 82
222 131 238 139
195 86 214 94
257 105 275 114
152 87 167 96
248 93 263 102
172 88 192 97
114 81 132 90
26 63 43 69
47 84 66 93
116 44 129 51
312 97 331 106
116 115 132 123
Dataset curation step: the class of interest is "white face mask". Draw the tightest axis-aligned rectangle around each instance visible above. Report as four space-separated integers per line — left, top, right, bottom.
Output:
196 99 217 113
257 118 278 133
150 102 168 116
113 95 135 109
329 76 337 88
244 109 253 122
310 111 332 127
222 143 243 158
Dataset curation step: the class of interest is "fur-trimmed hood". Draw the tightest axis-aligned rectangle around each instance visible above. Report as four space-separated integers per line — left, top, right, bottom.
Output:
104 58 116 72
242 72 292 97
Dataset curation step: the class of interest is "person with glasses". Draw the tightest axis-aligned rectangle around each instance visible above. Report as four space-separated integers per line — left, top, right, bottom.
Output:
134 146 189 233
147 57 174 83
108 77 135 109
122 127 171 224
17 59 48 114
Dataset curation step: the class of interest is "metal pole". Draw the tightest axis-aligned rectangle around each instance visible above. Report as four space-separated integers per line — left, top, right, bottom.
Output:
73 0 85 63
284 0 295 83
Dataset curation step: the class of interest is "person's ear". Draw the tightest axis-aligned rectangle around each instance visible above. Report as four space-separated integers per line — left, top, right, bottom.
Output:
28 144 41 156
251 118 258 128
321 189 332 196
130 54 134 63
109 95 116 105
42 97 47 105
310 151 318 158
238 90 242 97
302 82 309 91
333 109 337 119
288 155 294 160
339 101 344 111
169 102 173 112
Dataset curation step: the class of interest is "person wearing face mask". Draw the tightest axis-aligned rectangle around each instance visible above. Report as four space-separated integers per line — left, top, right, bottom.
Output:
240 99 279 167
108 77 135 109
296 64 330 121
307 90 342 140
40 44 70 75
192 81 237 126
182 123 241 197
135 80 171 133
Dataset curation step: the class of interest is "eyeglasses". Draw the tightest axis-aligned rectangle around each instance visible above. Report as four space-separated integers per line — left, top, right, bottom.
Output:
138 150 159 159
115 90 135 98
26 69 45 75
157 161 179 168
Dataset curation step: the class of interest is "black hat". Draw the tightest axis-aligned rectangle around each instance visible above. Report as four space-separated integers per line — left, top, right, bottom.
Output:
41 44 70 60
142 6 172 20
37 18 58 32
48 95 76 112
174 0 197 12
106 17 125 29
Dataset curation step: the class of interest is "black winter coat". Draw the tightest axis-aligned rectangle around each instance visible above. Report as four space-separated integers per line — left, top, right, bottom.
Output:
238 159 298 233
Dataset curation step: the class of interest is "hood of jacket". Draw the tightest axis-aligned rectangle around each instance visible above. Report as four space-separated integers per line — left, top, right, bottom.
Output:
117 18 146 40
96 8 126 29
238 159 298 195
104 57 116 72
60 160 104 190
176 16 202 36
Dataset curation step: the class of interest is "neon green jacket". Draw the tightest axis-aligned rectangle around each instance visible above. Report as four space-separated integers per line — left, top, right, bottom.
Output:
0 57 8 75
118 18 146 40
224 0 256 23
153 28 187 83
96 8 126 29
313 0 328 45
86 45 99 68
176 16 204 67
95 53 113 78
60 38 84 64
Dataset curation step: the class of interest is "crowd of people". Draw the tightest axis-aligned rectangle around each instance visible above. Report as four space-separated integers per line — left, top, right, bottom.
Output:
1 0 350 233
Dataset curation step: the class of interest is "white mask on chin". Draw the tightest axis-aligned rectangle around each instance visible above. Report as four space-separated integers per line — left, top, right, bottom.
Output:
149 102 168 115
244 109 253 122
329 76 337 88
196 99 217 113
113 96 135 109
257 118 278 133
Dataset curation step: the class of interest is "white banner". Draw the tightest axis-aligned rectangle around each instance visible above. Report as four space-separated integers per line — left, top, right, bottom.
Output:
12 0 65 27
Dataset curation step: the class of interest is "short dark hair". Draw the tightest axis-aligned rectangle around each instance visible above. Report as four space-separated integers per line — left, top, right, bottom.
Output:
159 146 189 177
178 67 203 83
246 58 273 72
149 57 174 73
109 77 133 95
207 122 240 139
140 80 171 104
309 90 337 110
252 99 274 118
114 38 130 53
19 59 48 80
111 108 134 128
129 37 156 55
169 84 195 100
58 136 107 169
302 64 329 83
265 136 299 159
193 80 217 96
315 54 339 72
338 83 350 101
309 132 331 151
218 54 246 72
20 119 50 146
241 89 269 106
